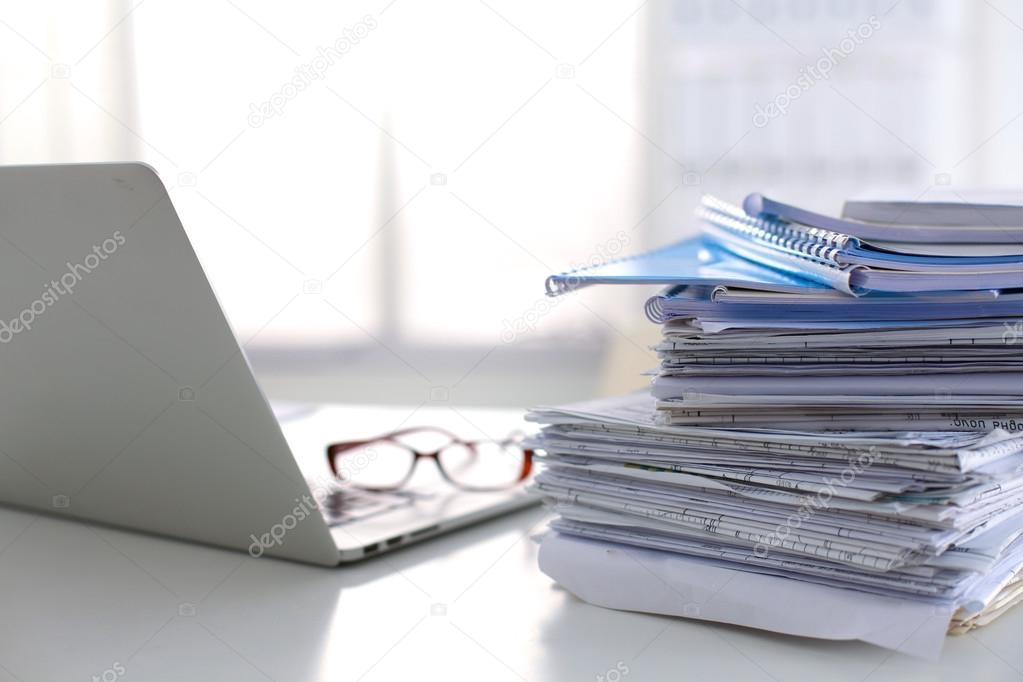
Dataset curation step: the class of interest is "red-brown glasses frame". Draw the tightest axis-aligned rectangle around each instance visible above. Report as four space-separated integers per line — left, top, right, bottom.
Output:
326 426 534 492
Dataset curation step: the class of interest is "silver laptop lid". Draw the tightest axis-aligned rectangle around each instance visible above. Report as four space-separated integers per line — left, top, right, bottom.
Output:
0 162 338 565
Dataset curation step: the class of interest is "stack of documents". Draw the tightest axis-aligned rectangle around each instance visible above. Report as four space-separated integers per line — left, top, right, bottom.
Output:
530 191 1023 658
651 316 1023 431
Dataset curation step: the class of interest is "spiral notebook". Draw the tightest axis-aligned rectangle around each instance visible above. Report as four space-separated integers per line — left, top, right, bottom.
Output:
704 195 1023 265
701 196 1023 294
746 192 1023 244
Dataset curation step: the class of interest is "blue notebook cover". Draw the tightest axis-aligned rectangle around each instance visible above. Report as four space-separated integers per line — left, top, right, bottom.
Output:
545 237 829 296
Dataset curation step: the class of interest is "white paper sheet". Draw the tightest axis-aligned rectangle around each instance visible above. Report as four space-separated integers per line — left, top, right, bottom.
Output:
538 532 954 659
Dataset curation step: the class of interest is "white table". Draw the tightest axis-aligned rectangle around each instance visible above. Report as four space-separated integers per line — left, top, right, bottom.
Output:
1 503 1023 681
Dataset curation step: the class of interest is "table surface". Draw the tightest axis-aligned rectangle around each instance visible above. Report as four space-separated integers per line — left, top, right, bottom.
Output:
2 503 1023 682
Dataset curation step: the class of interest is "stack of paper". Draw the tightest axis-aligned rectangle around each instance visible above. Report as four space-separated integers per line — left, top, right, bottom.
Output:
530 192 1023 658
652 319 1023 431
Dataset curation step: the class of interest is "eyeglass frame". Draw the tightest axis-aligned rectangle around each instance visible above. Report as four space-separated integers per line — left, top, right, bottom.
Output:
325 426 534 492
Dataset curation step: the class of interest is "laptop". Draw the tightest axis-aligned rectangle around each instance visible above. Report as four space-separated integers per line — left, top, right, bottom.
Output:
0 162 536 566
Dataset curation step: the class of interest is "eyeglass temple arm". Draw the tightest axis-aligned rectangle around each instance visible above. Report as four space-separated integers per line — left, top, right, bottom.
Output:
518 448 534 481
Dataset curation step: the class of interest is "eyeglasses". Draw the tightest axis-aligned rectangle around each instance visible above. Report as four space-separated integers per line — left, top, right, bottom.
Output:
326 426 534 492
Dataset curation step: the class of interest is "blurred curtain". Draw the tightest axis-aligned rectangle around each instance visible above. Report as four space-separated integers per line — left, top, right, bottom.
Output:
0 0 139 163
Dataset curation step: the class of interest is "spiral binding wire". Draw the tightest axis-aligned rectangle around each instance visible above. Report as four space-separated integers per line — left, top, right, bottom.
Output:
699 195 856 265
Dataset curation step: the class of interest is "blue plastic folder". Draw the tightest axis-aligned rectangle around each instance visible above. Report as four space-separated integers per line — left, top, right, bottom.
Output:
545 237 830 296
